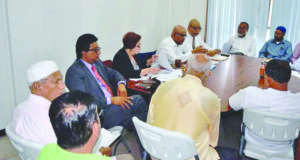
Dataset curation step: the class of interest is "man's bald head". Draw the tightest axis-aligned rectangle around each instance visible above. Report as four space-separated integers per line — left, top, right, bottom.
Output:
188 19 201 37
171 25 187 45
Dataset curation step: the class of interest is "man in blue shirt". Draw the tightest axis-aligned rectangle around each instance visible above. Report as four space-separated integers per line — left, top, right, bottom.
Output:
259 26 292 61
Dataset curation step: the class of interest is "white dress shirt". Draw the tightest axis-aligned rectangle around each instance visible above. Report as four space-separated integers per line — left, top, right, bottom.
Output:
223 35 257 57
155 37 191 69
11 94 57 145
182 34 212 55
229 86 300 151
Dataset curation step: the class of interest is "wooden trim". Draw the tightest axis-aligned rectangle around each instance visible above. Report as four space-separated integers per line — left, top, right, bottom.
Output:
204 0 209 43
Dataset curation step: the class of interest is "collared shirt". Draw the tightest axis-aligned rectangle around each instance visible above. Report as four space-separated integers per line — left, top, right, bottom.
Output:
155 36 192 69
11 94 56 145
229 86 300 151
223 34 257 57
181 34 212 55
259 39 293 61
80 59 112 104
291 43 300 63
147 74 220 160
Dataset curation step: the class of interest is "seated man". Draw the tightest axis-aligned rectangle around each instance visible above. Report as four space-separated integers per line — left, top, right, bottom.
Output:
259 26 292 61
147 54 221 160
65 33 148 131
154 25 189 69
38 91 112 160
182 19 221 57
10 60 65 145
229 59 300 157
222 22 257 57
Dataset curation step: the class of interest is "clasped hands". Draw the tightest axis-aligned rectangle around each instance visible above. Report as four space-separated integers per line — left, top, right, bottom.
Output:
192 46 221 57
111 83 133 110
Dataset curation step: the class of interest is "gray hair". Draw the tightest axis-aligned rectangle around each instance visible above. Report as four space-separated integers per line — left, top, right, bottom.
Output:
28 77 48 90
187 54 212 76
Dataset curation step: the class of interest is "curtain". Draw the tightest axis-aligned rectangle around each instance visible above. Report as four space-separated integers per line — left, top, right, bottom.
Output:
207 0 269 56
271 0 300 49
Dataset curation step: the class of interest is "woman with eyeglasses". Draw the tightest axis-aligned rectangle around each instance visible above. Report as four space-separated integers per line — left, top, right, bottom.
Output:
112 32 160 79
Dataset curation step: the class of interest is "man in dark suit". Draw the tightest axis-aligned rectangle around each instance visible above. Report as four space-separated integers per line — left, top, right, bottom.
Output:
65 33 148 132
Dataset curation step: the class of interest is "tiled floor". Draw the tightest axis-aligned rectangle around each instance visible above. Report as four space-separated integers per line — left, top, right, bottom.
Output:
0 131 141 160
0 135 19 160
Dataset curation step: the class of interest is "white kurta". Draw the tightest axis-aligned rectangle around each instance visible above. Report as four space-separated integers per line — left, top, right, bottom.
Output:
223 35 257 57
11 94 56 145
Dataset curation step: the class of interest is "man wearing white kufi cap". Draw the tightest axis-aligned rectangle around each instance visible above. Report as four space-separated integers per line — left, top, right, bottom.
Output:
10 60 65 145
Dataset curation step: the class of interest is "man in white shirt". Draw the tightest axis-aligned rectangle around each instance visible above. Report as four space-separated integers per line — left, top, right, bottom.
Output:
182 19 221 57
11 61 65 145
155 25 189 69
229 59 300 158
222 22 257 57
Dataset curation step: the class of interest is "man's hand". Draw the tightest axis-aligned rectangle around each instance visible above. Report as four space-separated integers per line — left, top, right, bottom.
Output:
99 146 111 156
192 46 208 54
117 83 127 97
214 49 221 54
111 96 133 110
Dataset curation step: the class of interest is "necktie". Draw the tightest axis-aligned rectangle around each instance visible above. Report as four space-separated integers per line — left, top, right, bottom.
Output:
192 37 195 49
91 65 113 96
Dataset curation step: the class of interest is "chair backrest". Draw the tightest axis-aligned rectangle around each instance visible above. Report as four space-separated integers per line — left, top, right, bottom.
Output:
243 109 300 141
103 60 113 68
132 117 199 160
5 124 44 160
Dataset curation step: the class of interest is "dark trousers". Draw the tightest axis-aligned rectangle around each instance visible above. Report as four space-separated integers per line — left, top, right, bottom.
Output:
215 146 239 160
101 95 148 131
101 94 148 159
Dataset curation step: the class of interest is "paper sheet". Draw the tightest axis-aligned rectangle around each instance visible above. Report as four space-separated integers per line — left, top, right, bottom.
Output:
92 128 121 154
292 71 300 79
211 54 229 61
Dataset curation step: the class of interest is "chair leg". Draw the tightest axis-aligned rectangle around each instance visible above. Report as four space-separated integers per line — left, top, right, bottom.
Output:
121 138 131 153
112 138 122 156
111 136 131 156
142 151 148 160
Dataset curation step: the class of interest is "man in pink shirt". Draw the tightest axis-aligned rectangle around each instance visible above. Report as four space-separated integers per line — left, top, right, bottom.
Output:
10 60 65 145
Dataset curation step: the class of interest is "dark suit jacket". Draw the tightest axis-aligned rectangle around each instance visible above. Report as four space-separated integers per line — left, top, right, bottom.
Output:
65 59 125 109
112 48 150 79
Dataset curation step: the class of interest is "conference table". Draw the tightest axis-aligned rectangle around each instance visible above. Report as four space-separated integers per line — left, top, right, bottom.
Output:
128 54 300 111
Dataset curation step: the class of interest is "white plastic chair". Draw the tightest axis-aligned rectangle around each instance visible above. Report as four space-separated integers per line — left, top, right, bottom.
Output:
132 116 199 160
239 109 300 160
5 124 44 160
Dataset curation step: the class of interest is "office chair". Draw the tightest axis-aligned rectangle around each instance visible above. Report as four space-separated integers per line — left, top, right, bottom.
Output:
5 124 44 160
132 116 199 160
239 109 300 160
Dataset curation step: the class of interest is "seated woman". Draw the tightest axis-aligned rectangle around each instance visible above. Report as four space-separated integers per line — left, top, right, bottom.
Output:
112 32 160 79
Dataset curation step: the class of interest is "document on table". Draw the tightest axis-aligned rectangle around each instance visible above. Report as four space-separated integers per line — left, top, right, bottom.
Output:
292 71 300 79
148 69 182 82
211 54 229 61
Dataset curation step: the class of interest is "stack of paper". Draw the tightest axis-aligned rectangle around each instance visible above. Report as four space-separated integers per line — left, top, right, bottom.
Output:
292 71 300 79
211 54 229 61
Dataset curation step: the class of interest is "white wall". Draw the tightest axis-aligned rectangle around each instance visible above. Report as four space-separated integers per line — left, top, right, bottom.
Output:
0 0 207 129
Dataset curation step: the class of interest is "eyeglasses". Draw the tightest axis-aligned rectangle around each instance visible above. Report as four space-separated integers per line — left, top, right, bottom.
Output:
190 26 201 31
89 47 101 52
175 32 187 37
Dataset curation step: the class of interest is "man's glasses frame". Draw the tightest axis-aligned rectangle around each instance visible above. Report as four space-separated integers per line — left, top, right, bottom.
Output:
89 47 101 52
